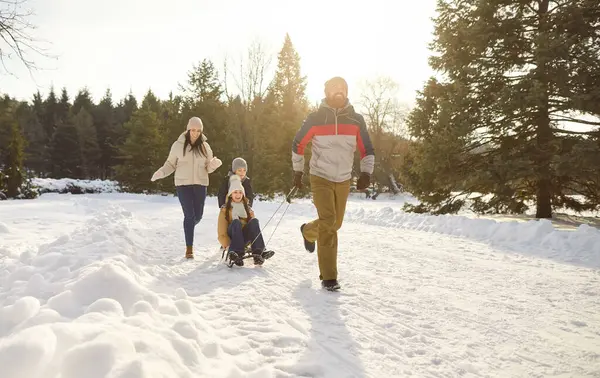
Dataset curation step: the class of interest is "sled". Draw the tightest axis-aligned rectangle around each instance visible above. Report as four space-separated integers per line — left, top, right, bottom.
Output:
220 243 274 268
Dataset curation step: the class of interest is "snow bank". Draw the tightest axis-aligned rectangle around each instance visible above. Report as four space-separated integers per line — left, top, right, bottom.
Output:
1 195 315 377
0 203 208 378
32 178 121 194
346 191 419 203
345 206 600 268
450 192 600 218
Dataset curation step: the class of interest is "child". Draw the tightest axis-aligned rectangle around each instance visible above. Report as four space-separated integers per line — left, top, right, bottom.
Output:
218 157 254 208
218 175 274 266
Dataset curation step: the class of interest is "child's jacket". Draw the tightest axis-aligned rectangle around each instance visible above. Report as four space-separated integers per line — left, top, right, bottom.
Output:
217 205 255 248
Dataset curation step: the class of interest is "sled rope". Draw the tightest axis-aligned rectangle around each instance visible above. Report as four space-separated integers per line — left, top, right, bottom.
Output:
264 196 293 248
248 186 297 247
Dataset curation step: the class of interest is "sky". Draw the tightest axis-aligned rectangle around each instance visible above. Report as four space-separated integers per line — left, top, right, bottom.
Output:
0 0 438 107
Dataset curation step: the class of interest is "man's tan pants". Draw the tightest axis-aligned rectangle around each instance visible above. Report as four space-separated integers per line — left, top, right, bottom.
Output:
301 174 351 280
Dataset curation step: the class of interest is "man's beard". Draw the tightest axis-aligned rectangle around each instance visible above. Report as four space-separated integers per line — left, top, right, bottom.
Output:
327 93 346 108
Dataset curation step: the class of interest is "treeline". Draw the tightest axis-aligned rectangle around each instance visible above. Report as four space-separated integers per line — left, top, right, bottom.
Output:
7 2 595 220
0 34 410 199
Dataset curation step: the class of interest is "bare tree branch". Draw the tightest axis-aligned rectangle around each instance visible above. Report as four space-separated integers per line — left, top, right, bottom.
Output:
222 38 273 109
357 76 412 190
358 76 410 137
0 0 54 77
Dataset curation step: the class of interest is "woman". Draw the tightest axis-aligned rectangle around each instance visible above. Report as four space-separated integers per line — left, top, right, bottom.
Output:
151 116 222 259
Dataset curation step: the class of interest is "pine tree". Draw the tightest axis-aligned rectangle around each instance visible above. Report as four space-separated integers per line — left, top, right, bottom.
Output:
16 101 46 175
48 121 83 179
270 34 308 119
40 87 61 174
554 136 600 208
57 88 71 124
94 89 117 179
180 59 224 103
257 34 309 195
4 119 25 197
140 89 162 115
180 59 232 195
115 93 166 193
74 108 101 178
72 88 95 115
162 92 184 144
405 0 600 218
42 87 59 146
403 79 485 214
225 95 249 158
115 91 138 128
113 92 139 171
32 91 44 119
0 99 26 198
0 95 11 151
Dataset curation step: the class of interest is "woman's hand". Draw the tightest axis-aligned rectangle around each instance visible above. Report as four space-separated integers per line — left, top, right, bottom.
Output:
207 157 222 173
151 170 164 182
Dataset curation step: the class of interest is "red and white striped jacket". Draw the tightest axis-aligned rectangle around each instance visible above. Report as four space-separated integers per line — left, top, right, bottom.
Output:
292 99 375 182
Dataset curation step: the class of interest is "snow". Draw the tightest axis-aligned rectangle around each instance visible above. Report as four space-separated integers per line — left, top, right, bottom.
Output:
31 178 121 194
1 189 600 377
450 191 600 219
340 205 600 268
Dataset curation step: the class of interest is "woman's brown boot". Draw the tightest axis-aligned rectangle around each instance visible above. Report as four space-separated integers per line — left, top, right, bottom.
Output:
185 246 194 259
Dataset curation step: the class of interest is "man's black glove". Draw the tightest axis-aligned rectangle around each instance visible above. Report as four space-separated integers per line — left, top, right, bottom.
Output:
356 172 370 190
293 171 304 189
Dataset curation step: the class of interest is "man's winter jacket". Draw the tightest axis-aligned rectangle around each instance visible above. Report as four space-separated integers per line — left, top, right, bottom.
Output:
292 99 375 183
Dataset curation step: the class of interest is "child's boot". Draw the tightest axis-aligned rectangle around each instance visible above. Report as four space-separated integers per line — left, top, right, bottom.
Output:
228 251 244 266
185 246 194 259
253 249 274 265
252 253 264 265
261 250 275 260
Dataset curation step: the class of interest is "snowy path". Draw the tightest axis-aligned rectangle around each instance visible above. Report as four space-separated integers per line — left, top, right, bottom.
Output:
1 193 600 377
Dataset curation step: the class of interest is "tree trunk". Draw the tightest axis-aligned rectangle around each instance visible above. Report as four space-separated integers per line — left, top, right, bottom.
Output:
535 0 553 219
388 173 400 194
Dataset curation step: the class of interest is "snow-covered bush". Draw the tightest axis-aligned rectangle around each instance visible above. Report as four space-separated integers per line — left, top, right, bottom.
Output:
31 178 121 195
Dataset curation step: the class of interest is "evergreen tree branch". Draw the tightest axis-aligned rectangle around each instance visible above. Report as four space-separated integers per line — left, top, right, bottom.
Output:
551 115 600 127
551 128 599 136
548 1 569 14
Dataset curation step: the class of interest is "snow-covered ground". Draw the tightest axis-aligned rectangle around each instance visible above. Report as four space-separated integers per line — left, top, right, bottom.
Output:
1 186 600 377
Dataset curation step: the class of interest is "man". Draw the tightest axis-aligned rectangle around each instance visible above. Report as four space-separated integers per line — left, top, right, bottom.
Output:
291 76 375 291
